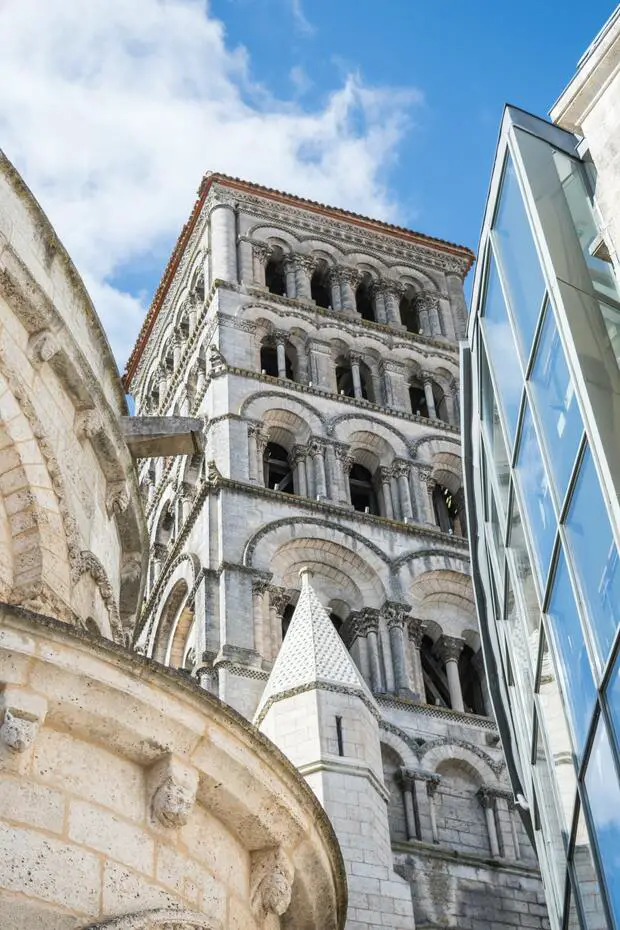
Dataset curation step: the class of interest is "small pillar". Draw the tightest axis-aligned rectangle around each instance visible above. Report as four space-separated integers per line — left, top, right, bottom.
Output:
284 256 297 298
328 268 343 311
422 373 438 420
393 460 413 521
407 617 426 697
427 776 441 843
384 604 411 695
478 788 501 858
210 202 238 284
339 268 359 312
435 635 465 713
294 254 314 300
310 440 327 499
350 353 363 399
291 445 308 497
275 333 288 379
399 769 419 841
379 466 394 519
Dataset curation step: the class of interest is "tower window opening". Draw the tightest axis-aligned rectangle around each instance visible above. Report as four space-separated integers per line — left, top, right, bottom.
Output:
336 360 355 398
281 602 295 639
311 264 331 309
400 290 421 333
459 645 486 716
409 381 429 417
434 387 449 423
335 715 344 756
264 443 294 494
432 483 461 535
260 344 279 377
421 635 450 707
349 463 379 514
265 250 287 296
355 274 375 321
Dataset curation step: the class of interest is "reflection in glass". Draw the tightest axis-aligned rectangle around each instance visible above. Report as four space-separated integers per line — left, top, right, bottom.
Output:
529 302 583 498
507 494 540 637
514 405 556 585
533 719 569 915
491 155 546 361
565 446 620 670
583 722 620 926
546 548 596 756
504 573 534 716
571 806 607 930
480 345 511 513
606 653 620 756
480 254 523 444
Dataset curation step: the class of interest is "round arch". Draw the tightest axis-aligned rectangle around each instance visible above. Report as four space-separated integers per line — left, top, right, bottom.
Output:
419 739 502 785
240 391 326 436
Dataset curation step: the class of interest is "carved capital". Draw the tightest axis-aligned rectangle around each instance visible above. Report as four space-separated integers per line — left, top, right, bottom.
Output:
179 480 196 504
293 253 316 274
379 464 394 484
392 459 411 479
150 754 198 828
106 480 130 517
268 585 290 616
290 443 309 466
255 428 270 457
334 445 354 474
27 329 60 368
309 438 326 457
251 576 271 596
419 292 440 312
358 606 380 636
152 543 168 562
208 344 227 371
252 242 273 265
398 767 417 792
435 634 465 664
274 329 288 346
407 616 427 647
382 601 410 630
477 786 497 810
76 408 104 440
382 279 406 298
426 774 441 797
250 846 294 920
338 265 361 286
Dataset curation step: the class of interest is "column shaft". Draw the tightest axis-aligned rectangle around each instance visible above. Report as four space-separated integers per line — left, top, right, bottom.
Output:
367 630 383 692
351 359 363 399
210 204 238 283
389 623 409 693
403 784 417 841
446 658 464 713
423 379 437 419
276 341 287 379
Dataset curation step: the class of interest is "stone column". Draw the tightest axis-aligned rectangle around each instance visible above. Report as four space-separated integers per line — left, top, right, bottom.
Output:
152 543 167 582
472 649 493 717
507 797 521 860
478 788 501 858
290 445 308 497
310 440 327 499
328 268 342 311
237 237 254 285
393 460 414 521
383 281 404 326
339 267 359 313
384 603 412 695
425 293 442 337
416 296 431 335
371 282 388 324
284 255 297 298
347 612 371 684
268 586 290 658
435 635 465 712
426 776 441 844
379 466 394 519
418 471 438 525
275 332 288 379
252 242 271 287
195 360 207 397
334 446 354 505
399 769 419 841
187 295 199 334
210 202 238 284
247 424 259 483
422 372 438 420
407 617 426 698
255 428 270 487
179 482 195 523
157 367 168 407
360 608 383 693
350 353 363 399
293 254 314 300
173 330 183 370
251 578 270 659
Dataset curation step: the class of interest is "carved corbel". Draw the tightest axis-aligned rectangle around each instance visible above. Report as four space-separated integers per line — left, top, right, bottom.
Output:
75 407 104 440
106 480 130 516
27 329 60 368
250 846 295 920
0 690 48 754
149 754 198 828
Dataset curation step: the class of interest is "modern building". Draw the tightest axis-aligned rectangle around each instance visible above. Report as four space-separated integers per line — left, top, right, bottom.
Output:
462 14 620 929
125 172 550 930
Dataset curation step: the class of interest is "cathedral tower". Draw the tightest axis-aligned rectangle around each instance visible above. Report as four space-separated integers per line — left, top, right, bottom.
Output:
127 174 548 930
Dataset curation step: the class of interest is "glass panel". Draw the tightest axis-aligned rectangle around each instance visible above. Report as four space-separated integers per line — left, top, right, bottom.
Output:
507 494 540 636
504 573 535 720
480 254 523 444
545 548 596 757
564 446 620 670
514 404 556 585
564 884 581 930
529 302 583 499
491 154 546 361
533 718 569 913
583 721 620 927
480 346 511 514
572 806 608 930
606 652 620 756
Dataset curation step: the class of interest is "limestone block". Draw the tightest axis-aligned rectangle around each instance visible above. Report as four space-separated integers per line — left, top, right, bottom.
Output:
155 843 226 918
68 799 155 874
0 774 65 833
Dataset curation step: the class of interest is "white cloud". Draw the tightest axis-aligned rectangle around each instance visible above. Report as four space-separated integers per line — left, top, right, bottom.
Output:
0 0 421 365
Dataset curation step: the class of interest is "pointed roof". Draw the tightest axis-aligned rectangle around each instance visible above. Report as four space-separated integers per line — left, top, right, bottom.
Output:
254 569 379 725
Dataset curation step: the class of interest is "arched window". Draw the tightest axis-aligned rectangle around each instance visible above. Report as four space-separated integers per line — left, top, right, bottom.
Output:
260 340 294 379
265 247 287 296
260 344 279 377
358 360 375 402
335 355 373 401
349 463 379 514
399 288 420 333
434 386 449 423
335 356 354 397
311 263 331 309
420 635 450 707
409 380 429 417
432 483 461 535
264 443 294 493
459 645 486 716
355 273 375 321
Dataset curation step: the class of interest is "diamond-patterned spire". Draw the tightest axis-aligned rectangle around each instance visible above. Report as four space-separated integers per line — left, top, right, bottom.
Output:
254 568 378 724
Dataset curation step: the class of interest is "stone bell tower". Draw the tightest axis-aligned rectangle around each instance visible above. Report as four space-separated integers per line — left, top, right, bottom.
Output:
126 174 548 930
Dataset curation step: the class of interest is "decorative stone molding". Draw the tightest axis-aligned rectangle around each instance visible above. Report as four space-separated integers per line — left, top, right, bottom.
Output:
84 908 216 928
71 550 124 642
149 754 199 828
26 329 60 367
268 585 291 616
249 846 295 920
76 407 104 440
358 606 381 635
0 690 47 753
407 616 427 646
106 479 131 516
252 241 273 266
292 253 316 274
338 265 361 286
381 601 411 630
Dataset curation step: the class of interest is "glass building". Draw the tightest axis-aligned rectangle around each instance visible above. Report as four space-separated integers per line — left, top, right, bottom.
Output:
462 106 620 930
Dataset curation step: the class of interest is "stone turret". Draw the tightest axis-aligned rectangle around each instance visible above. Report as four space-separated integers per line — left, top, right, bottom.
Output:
256 569 416 930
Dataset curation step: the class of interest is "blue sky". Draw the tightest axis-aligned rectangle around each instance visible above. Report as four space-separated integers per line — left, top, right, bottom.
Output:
0 0 614 364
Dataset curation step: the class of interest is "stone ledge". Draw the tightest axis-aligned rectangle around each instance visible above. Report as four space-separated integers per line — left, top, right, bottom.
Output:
376 694 496 730
392 838 540 876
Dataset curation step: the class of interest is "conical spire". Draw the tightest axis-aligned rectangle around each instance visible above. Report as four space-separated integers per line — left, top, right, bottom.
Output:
254 568 378 724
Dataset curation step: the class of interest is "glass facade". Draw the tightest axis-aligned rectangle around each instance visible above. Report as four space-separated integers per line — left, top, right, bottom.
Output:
464 108 620 930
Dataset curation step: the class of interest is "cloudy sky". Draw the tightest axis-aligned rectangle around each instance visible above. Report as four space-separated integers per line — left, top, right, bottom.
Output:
0 0 613 366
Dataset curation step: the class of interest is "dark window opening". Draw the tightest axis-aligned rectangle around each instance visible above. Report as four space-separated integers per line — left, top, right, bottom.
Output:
264 443 294 493
335 715 344 756
459 645 486 716
311 266 331 308
400 292 420 333
281 603 295 639
283 347 295 380
355 276 375 321
330 612 343 634
349 463 379 514
421 636 450 707
336 361 355 398
432 483 461 535
434 387 449 423
265 255 287 296
409 382 429 417
194 273 205 302
260 345 279 377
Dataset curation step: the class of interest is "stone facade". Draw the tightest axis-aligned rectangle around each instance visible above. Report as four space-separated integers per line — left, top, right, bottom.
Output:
128 175 550 930
0 154 345 930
